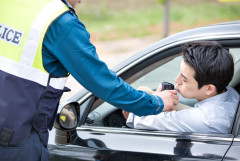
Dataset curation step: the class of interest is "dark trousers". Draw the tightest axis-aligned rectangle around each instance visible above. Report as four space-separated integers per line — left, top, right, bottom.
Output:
0 132 49 161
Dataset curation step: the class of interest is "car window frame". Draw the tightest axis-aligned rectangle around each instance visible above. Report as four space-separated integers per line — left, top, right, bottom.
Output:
77 39 240 139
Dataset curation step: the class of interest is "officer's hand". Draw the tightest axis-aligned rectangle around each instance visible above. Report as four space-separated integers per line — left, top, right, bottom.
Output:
153 90 179 112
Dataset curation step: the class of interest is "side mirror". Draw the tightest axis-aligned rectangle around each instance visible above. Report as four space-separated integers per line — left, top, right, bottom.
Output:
54 102 80 130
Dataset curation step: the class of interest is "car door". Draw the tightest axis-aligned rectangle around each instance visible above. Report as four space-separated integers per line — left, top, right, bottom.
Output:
50 40 240 161
223 96 240 160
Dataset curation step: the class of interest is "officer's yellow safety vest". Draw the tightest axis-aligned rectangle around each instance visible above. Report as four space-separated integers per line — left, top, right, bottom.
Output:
0 0 69 146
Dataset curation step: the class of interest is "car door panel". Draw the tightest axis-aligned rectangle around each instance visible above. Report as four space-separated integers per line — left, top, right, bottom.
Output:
223 137 240 160
72 126 233 161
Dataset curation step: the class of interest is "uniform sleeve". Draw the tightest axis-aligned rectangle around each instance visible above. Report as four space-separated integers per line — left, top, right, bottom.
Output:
43 12 164 116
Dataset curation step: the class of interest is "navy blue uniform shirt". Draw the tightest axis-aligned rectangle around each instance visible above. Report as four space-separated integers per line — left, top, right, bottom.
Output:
42 7 164 116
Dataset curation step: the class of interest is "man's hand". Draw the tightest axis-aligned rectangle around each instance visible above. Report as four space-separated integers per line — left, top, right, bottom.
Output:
156 83 163 92
153 90 179 111
137 86 154 94
137 84 179 112
122 110 129 120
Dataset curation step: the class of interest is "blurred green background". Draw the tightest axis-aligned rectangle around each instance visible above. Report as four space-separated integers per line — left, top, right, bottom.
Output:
75 0 240 41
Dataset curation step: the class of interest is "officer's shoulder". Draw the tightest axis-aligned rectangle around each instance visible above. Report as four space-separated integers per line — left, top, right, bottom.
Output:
56 11 78 24
51 11 86 31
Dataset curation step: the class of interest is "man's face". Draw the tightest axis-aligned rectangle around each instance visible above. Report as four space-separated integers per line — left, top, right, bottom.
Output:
68 0 81 9
175 60 206 101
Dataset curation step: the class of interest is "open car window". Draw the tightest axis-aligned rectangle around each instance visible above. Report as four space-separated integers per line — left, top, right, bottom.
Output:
84 53 183 127
83 47 240 135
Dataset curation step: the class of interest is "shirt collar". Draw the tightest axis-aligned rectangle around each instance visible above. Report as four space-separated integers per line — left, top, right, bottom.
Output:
61 0 76 14
195 87 229 106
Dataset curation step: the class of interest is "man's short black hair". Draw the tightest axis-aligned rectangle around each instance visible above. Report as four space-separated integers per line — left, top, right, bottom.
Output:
182 41 234 93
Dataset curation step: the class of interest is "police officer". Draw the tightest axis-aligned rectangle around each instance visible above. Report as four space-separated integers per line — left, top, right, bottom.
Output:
0 0 178 160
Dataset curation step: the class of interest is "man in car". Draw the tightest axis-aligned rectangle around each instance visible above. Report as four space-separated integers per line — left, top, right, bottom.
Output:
123 41 240 134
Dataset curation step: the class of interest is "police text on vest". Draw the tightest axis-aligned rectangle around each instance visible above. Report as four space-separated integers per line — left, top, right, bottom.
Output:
0 23 24 46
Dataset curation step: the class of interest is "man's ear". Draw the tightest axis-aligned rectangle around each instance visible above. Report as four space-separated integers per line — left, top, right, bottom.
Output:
205 84 217 96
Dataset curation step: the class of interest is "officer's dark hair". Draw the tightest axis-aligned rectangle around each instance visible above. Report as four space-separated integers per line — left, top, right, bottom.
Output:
182 41 234 93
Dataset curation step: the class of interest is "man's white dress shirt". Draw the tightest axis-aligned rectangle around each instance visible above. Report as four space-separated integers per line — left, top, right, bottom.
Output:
126 87 240 134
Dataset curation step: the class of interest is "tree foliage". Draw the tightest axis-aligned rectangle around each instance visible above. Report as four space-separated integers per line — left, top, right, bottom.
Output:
157 0 166 4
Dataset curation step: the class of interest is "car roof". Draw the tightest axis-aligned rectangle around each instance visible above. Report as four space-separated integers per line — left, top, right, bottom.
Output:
69 21 240 102
154 20 240 49
112 20 240 72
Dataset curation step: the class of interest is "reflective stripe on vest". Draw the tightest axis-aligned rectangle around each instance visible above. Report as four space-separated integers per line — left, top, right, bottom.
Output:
0 55 67 90
0 0 69 146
